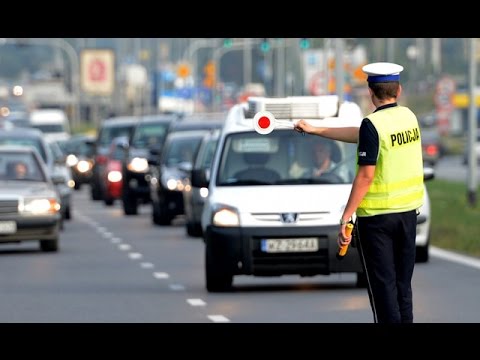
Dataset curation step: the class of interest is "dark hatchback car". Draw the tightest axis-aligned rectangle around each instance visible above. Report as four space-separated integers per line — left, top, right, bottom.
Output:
149 129 215 225
121 114 179 215
90 116 138 201
0 145 62 252
58 134 95 190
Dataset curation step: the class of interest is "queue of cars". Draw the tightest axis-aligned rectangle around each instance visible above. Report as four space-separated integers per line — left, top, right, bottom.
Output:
0 97 436 292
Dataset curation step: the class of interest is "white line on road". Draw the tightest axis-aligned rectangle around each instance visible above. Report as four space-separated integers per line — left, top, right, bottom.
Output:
153 272 170 279
431 246 480 270
169 284 185 291
118 244 132 251
141 262 154 269
208 315 230 323
128 252 143 260
102 232 113 238
187 299 206 306
110 237 122 243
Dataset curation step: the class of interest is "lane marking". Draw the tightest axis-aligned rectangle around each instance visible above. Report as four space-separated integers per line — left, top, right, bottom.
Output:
110 237 122 244
431 246 480 270
169 284 185 291
187 298 206 306
153 272 170 279
141 262 154 269
118 244 132 251
128 252 143 260
208 315 230 323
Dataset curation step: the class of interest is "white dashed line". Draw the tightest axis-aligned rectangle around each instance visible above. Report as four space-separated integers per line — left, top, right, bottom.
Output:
141 262 154 269
169 284 185 291
118 244 132 251
187 299 206 307
96 226 107 233
128 252 143 260
208 315 230 323
153 272 170 279
102 232 113 238
110 237 122 244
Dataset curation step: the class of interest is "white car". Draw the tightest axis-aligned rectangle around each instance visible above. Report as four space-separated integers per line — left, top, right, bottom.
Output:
193 96 433 292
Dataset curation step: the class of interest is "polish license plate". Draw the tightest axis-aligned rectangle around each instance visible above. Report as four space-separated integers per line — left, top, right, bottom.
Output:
0 221 17 234
261 238 319 253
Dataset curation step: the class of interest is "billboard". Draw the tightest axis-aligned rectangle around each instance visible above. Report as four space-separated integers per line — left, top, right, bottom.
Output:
80 49 115 96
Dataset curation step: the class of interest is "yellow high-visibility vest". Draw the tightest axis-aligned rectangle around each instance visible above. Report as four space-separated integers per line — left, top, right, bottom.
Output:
357 106 424 217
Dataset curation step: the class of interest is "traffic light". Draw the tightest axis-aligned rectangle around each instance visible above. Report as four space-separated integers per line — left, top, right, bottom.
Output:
260 38 270 53
203 60 216 88
223 38 233 48
299 38 310 50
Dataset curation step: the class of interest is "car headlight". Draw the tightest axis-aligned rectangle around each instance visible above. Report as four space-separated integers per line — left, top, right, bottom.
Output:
127 157 149 173
76 160 92 173
19 198 61 214
212 204 239 227
161 174 186 192
66 154 78 167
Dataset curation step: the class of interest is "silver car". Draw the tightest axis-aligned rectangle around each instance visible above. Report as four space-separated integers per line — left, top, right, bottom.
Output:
0 145 62 251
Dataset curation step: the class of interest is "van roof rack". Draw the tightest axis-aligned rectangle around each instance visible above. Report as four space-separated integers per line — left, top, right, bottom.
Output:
246 95 340 120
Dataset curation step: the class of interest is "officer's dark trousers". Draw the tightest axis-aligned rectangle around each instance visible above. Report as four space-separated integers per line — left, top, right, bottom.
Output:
356 210 417 323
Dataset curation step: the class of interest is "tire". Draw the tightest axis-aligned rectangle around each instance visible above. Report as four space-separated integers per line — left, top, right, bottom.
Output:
104 197 114 206
205 241 233 292
123 190 138 215
40 238 59 252
186 221 202 237
416 244 429 263
91 182 103 201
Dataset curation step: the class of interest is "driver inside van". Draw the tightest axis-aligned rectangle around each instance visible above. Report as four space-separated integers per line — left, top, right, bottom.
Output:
290 141 336 179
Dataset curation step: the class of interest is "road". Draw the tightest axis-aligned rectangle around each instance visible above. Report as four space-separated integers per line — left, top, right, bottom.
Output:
0 186 479 324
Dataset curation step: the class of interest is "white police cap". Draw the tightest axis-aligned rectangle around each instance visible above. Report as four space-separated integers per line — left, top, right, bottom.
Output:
362 62 404 83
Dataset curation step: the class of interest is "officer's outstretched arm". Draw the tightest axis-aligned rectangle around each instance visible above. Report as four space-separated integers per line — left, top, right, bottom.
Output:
294 120 359 143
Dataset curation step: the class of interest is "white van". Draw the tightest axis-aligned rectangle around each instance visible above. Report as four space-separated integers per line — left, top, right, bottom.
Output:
193 96 369 292
29 109 71 142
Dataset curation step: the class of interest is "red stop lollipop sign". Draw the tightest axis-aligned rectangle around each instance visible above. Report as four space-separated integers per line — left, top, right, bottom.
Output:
253 111 295 135
253 111 275 134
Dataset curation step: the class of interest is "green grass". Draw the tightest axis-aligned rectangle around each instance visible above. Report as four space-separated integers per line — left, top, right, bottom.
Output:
426 179 480 257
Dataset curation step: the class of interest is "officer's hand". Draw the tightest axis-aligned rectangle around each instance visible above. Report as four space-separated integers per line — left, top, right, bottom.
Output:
294 119 312 134
337 225 352 248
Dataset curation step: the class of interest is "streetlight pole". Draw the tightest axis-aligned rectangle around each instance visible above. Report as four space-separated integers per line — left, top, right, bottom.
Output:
467 38 477 207
30 38 81 128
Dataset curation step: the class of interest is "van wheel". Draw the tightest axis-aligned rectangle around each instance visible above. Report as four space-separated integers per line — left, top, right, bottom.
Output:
205 242 233 292
40 238 59 252
416 245 429 263
186 221 202 237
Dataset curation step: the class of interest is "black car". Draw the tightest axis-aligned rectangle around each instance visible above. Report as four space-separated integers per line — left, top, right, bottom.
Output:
149 129 215 225
90 116 138 201
121 114 179 215
57 134 95 190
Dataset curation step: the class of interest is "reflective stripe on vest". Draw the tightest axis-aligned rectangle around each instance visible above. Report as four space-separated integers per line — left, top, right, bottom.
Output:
357 106 424 216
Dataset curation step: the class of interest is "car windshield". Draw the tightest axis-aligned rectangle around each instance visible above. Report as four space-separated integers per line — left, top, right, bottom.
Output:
131 123 170 148
163 136 204 167
0 137 47 163
216 130 357 186
0 151 46 182
99 125 135 146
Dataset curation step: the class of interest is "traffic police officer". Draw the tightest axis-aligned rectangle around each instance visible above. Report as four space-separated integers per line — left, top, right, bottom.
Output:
294 62 424 323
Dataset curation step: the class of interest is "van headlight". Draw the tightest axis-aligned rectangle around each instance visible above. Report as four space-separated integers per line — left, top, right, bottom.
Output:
127 157 149 173
212 204 239 227
19 198 61 214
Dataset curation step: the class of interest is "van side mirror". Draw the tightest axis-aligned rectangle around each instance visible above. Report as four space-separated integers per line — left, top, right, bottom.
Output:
423 167 435 181
191 168 209 188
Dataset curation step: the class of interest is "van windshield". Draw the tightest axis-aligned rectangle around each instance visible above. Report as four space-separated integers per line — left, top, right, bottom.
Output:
216 130 357 186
